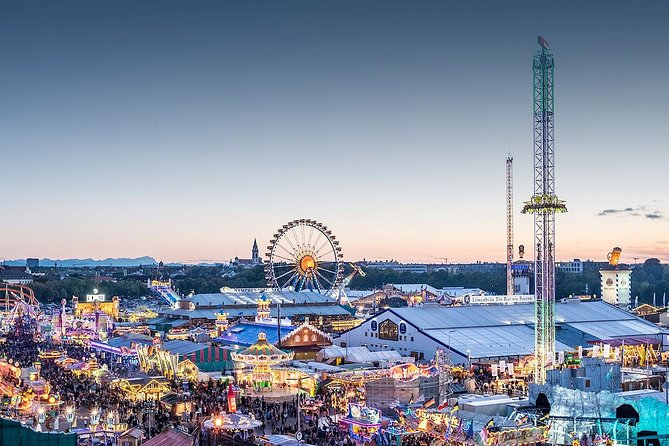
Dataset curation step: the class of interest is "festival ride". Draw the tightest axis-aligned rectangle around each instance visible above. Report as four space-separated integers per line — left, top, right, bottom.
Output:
0 284 40 335
265 219 344 293
231 332 294 389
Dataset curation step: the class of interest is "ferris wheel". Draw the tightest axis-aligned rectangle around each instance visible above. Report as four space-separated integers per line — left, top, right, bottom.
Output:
265 219 344 293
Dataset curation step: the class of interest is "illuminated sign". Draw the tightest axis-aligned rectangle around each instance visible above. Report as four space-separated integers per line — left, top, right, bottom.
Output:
85 289 107 302
85 293 106 302
389 363 439 382
463 294 534 305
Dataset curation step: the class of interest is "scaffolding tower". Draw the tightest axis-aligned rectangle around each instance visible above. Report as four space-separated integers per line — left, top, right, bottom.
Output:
522 36 567 384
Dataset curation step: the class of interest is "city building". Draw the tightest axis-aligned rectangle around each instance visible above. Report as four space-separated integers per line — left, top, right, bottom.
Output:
362 261 428 274
230 239 262 267
0 265 33 284
73 289 120 320
556 259 584 274
582 260 616 272
26 258 40 269
335 300 666 364
511 261 532 294
362 261 507 275
443 262 505 274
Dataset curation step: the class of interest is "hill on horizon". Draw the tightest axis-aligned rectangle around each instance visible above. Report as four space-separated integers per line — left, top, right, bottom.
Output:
4 257 158 267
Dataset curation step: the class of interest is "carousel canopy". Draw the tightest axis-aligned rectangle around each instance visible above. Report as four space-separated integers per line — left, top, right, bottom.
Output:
231 332 294 364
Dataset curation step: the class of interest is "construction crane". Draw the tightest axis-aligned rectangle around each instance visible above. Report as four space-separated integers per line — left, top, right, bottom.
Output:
506 155 514 297
331 263 366 305
521 36 567 384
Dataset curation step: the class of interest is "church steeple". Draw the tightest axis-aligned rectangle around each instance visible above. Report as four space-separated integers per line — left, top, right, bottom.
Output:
252 238 259 264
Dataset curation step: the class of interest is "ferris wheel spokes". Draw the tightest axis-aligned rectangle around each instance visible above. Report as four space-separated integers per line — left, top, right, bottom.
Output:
265 219 344 294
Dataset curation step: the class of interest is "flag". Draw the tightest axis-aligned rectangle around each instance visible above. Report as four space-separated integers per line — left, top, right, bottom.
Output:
437 400 449 411
480 427 489 444
408 394 414 404
450 404 459 414
517 415 528 425
466 419 474 439
486 418 495 429
423 397 435 408
538 36 549 49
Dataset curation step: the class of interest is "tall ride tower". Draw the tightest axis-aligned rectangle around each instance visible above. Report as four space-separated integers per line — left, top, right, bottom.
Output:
522 36 567 384
506 155 514 297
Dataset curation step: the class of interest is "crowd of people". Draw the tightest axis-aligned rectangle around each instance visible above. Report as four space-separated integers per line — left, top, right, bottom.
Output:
0 332 463 446
0 334 358 445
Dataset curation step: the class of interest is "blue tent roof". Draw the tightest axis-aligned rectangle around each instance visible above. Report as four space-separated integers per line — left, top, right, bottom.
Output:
216 321 296 348
107 334 154 349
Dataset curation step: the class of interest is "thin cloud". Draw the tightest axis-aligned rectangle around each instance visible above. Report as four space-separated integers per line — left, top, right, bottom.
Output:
646 212 664 219
598 208 634 216
598 205 665 220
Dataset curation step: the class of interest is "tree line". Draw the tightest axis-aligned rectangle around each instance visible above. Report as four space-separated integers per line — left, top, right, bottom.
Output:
28 276 148 303
13 258 669 304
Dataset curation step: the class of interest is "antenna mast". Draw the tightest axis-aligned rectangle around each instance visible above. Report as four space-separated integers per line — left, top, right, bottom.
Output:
506 155 514 297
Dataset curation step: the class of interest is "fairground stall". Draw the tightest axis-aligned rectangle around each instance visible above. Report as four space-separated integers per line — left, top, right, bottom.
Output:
111 376 172 401
136 338 233 380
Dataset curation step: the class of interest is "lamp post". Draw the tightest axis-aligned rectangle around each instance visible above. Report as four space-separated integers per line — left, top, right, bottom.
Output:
37 407 46 432
664 366 669 405
214 415 223 446
297 392 302 442
143 399 156 439
90 408 100 432
65 406 75 428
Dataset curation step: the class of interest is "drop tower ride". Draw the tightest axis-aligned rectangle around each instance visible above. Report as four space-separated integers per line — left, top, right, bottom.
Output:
522 36 567 384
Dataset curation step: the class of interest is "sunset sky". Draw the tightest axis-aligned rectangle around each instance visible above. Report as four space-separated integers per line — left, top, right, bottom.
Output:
2 1 668 264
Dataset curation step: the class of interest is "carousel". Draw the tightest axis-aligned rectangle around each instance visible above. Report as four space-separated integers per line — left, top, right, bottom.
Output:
231 332 294 389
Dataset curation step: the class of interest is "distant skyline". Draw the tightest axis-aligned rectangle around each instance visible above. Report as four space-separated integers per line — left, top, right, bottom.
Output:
2 1 668 264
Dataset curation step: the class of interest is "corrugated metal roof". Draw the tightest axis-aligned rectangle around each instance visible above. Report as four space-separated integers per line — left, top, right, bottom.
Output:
427 325 572 359
162 305 350 320
318 346 402 362
389 300 659 331
162 339 208 356
567 319 662 340
183 290 336 307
